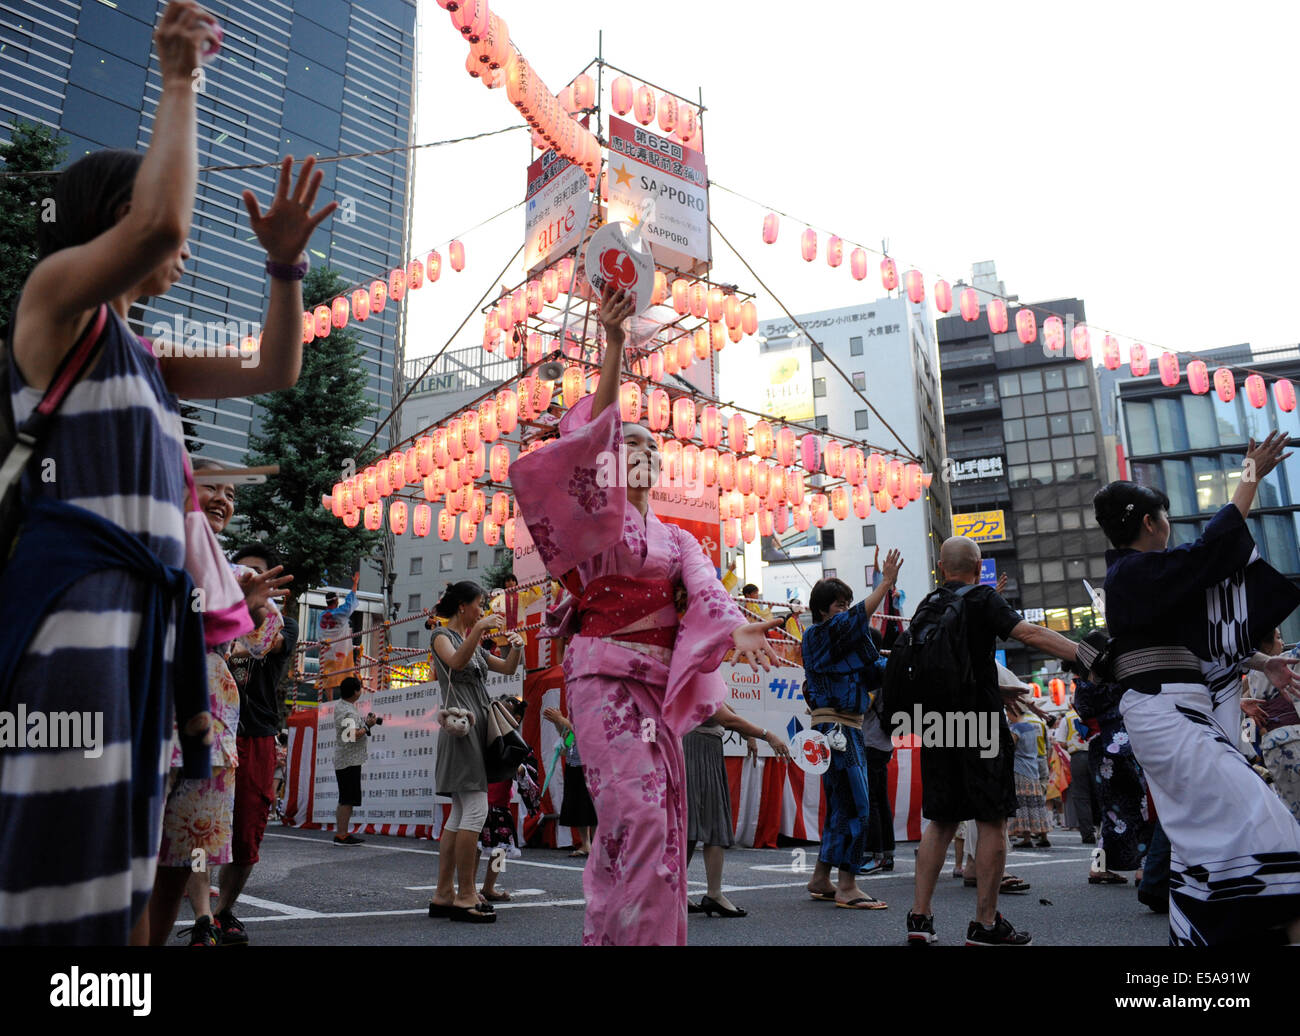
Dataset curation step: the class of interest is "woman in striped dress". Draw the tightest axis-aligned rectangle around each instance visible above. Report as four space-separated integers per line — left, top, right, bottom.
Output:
0 1 335 945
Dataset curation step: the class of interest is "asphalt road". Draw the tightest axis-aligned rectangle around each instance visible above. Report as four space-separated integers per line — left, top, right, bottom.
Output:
184 828 1169 947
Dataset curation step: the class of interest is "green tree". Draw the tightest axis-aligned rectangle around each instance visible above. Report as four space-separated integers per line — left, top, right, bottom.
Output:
483 547 516 590
0 121 66 329
238 266 383 592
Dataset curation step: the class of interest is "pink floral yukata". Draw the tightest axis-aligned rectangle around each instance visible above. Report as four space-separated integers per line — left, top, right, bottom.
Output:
511 395 748 945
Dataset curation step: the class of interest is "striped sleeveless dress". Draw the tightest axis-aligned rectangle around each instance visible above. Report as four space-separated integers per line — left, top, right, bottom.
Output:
1 306 188 944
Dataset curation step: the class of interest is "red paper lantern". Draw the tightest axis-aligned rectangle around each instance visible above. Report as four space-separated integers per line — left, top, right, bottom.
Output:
1072 324 1091 360
741 301 758 336
934 279 952 314
620 382 642 422
483 519 500 547
693 327 710 361
313 305 331 338
904 463 923 501
369 280 387 314
1129 343 1149 377
1245 374 1267 409
407 258 424 290
794 504 810 533
1274 378 1296 413
611 76 633 115
823 440 844 478
1187 360 1210 395
723 294 741 330
689 282 709 319
677 106 698 145
786 469 805 507
809 493 829 528
301 310 316 345
331 296 350 329
573 73 594 109
1043 315 1064 353
342 509 359 528
647 388 670 432
905 269 925 304
701 448 718 486
718 452 736 492
959 287 979 323
682 444 700 483
651 271 668 307
427 249 442 282
1158 352 1180 387
364 502 383 531
504 518 516 549
1102 335 1121 371
436 507 455 541
800 434 821 473
830 487 849 521
880 257 897 291
634 85 655 125
447 240 464 273
800 228 817 263
413 503 432 538
388 500 408 535
706 285 725 323
672 398 696 440
672 278 691 315
478 400 498 443
874 490 891 513
657 92 678 134
827 236 843 268
775 427 796 467
852 485 870 519
489 444 509 482
986 298 1008 334
736 457 755 495
1214 367 1236 403
759 509 775 538
762 212 779 244
459 513 477 545
388 267 406 301
723 519 740 549
728 413 748 453
844 448 865 486
1015 309 1037 345
752 420 774 459
451 0 489 39
710 321 726 353
866 453 886 492
850 248 868 281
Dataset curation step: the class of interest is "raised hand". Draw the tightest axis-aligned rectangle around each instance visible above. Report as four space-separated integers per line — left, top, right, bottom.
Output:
731 619 782 672
1243 432 1293 484
238 564 292 625
241 155 338 264
598 285 635 345
155 1 220 85
880 548 903 585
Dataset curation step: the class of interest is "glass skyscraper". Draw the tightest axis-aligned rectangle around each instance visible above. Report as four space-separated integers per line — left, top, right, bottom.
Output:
1 0 418 461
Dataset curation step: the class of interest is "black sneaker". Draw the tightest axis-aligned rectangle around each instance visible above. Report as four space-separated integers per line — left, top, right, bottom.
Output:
184 915 219 947
906 911 938 945
334 834 365 846
966 912 1032 946
214 908 249 946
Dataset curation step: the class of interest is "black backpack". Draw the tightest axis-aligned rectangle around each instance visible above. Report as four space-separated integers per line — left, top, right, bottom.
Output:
882 583 978 719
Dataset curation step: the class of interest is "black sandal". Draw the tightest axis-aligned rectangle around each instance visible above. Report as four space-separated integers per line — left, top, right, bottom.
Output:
428 901 451 918
448 904 496 923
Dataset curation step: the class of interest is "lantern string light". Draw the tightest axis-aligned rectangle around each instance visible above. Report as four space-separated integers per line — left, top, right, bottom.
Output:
709 218 921 463
711 179 1295 393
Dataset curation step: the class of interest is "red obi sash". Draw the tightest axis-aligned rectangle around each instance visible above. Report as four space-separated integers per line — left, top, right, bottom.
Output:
575 575 679 649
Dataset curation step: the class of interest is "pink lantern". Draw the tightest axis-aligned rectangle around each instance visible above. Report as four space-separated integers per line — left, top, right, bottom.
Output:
413 503 432 538
880 257 897 291
759 509 775 538
723 295 741 330
437 508 455 541
448 242 465 273
850 248 868 281
302 310 316 345
483 519 500 547
934 279 952 314
800 434 820 473
573 73 595 109
620 382 642 422
874 490 891 514
728 413 748 453
794 505 810 533
388 267 407 302
718 453 736 492
827 236 843 268
496 389 518 434
809 494 829 528
711 321 727 353
489 444 509 482
634 85 655 125
1015 309 1037 345
723 519 740 549
904 463 923 501
1274 378 1297 413
707 285 725 323
741 301 758 336
331 296 350 329
701 448 718 486
1187 360 1210 395
800 228 817 263
852 485 870 519
673 397 696 440
648 388 670 432
776 426 796 467
682 443 700 482
427 249 442 282
611 76 634 116
504 518 516 549
657 93 678 134
885 460 903 497
1214 367 1236 403
389 500 408 535
491 492 510 525
459 513 477 545
740 513 756 544
364 502 383 531
342 509 359 528
1102 335 1121 371
693 327 710 361
690 281 709 319
959 287 979 323
774 506 788 535
1072 324 1091 360
844 447 865 486
735 457 755 496
866 453 886 492
786 470 805 507
1129 343 1150 377
1158 352 1180 387
351 288 370 322
905 269 925 304
823 440 844 477
672 278 691 315
1043 315 1064 353
752 420 774 458
830 487 848 521
677 105 698 145
408 258 424 290
1245 374 1267 409
313 305 331 339
986 298 1008 334
762 212 779 244
652 271 668 307
700 405 722 448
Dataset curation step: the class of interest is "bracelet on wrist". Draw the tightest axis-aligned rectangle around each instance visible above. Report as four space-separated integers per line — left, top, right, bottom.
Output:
265 255 309 281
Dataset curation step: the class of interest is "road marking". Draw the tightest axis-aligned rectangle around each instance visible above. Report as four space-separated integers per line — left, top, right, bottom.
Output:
403 886 548 896
265 832 587 870
229 899 591 923
749 853 1092 875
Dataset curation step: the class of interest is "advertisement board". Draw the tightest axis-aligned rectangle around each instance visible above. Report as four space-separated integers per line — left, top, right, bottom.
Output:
953 509 1007 543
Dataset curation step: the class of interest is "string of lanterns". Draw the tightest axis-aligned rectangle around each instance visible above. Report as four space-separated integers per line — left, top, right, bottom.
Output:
739 191 1297 414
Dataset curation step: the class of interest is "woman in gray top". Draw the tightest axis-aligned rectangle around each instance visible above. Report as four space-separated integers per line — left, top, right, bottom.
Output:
428 581 523 924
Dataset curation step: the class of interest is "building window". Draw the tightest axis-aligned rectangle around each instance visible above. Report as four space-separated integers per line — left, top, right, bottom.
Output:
821 529 835 550
406 631 422 649
823 568 837 579
813 378 827 397
855 410 869 430
409 557 422 576
408 594 421 612
439 554 453 572
850 336 863 356
861 524 877 547
814 415 829 431
852 371 866 390
467 551 478 569
999 373 1020 396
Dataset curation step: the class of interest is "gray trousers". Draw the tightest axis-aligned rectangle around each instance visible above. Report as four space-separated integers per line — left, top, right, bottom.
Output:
1066 750 1096 840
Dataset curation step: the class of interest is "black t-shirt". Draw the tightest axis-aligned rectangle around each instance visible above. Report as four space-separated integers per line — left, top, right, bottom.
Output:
943 581 1022 710
233 615 299 739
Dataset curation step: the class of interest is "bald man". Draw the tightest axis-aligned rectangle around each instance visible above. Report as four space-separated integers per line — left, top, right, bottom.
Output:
906 536 1083 947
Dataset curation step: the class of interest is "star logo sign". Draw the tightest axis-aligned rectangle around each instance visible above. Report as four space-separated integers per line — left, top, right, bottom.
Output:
612 162 634 188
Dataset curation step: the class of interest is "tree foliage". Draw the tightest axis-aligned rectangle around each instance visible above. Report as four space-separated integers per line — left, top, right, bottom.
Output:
239 266 383 592
0 121 66 330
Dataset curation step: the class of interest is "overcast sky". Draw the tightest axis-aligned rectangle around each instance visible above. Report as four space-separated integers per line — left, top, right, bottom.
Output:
403 1 1299 372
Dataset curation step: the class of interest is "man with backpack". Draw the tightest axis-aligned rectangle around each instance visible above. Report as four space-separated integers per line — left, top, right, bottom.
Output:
891 536 1083 946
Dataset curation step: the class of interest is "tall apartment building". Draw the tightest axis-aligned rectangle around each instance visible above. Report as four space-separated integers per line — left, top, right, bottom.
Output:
1 0 418 463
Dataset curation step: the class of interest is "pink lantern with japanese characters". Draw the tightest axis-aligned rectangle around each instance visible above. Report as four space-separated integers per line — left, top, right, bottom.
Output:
1072 324 1091 360
986 299 1008 334
1015 309 1037 345
934 279 952 313
850 248 868 281
1187 360 1210 395
827 236 843 268
1214 367 1236 403
1129 343 1150 377
1102 336 1121 371
800 228 817 263
1158 352 1180 387
1274 378 1296 413
1246 374 1267 409
1043 315 1064 353
762 212 779 244
880 257 897 291
959 288 979 323
905 270 924 304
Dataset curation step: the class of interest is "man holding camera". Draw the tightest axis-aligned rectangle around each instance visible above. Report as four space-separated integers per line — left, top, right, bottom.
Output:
333 676 380 846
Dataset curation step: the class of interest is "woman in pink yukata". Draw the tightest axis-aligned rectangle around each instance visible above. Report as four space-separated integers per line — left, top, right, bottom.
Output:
510 285 783 946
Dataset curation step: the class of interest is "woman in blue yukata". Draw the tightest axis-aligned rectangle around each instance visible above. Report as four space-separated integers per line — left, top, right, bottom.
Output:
802 549 902 909
1090 432 1300 945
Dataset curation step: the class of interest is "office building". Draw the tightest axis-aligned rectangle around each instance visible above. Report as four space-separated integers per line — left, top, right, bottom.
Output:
1 0 418 463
